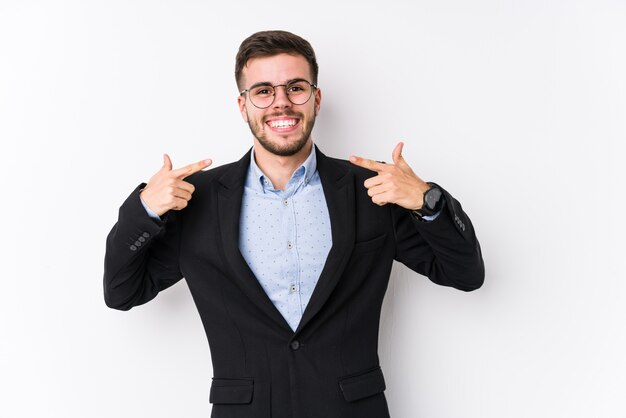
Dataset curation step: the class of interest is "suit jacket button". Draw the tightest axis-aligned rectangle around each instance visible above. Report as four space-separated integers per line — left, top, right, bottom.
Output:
142 232 150 238
130 245 137 251
290 340 301 351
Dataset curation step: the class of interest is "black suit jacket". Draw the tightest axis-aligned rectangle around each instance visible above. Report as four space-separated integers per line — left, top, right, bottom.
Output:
104 146 484 418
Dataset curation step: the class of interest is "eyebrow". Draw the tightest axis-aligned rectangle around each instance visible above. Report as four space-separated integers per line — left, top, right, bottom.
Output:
248 78 310 90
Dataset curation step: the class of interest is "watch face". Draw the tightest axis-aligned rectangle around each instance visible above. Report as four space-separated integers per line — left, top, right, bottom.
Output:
425 187 442 210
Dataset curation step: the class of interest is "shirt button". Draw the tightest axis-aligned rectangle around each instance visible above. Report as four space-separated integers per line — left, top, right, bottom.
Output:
283 199 289 206
287 242 293 249
289 284 298 293
290 340 301 351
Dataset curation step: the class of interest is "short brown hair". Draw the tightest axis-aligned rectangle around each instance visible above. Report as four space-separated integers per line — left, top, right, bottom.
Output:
235 30 319 90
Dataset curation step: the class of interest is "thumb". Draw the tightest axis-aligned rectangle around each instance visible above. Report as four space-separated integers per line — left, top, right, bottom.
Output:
392 142 405 166
162 153 173 171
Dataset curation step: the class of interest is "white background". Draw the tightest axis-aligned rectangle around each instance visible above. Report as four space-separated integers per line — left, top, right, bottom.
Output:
1 0 625 417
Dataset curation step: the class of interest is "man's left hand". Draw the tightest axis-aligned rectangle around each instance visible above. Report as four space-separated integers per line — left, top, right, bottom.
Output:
349 142 430 210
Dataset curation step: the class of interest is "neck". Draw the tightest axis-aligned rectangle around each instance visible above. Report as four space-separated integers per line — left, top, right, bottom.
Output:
253 140 313 191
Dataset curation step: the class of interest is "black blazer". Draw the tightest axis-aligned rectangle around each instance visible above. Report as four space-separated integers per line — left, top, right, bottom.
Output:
104 146 484 418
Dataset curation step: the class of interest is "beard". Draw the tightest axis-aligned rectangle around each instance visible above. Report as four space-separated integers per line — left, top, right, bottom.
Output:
246 109 316 157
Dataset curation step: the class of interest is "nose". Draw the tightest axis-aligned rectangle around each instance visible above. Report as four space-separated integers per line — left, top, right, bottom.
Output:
272 85 291 109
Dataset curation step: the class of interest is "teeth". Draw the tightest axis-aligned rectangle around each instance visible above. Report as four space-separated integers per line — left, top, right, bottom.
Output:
269 119 297 128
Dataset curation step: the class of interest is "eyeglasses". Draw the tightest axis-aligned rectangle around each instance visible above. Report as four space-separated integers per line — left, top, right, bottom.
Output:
240 79 317 109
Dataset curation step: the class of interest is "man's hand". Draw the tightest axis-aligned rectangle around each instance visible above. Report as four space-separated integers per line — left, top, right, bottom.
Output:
349 142 430 210
140 154 212 216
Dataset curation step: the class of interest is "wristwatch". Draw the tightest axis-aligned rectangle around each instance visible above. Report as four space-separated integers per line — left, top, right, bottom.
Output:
411 183 443 218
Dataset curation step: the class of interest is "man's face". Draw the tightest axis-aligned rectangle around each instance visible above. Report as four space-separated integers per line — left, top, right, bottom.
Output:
237 53 321 157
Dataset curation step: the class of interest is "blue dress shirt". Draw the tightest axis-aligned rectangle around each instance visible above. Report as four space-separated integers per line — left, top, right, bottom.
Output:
239 146 332 331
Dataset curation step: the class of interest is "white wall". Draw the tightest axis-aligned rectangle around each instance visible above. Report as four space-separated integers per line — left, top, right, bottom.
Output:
1 0 625 417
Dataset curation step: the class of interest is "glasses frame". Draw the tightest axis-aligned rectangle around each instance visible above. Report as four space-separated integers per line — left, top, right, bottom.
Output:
240 79 318 109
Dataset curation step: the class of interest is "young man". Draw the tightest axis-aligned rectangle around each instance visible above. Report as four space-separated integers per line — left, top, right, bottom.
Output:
104 30 484 418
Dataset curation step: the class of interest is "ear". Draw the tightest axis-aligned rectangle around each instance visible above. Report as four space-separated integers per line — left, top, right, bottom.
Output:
237 95 249 122
314 87 322 116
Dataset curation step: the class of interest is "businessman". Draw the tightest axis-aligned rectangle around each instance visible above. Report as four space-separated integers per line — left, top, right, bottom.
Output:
104 30 484 418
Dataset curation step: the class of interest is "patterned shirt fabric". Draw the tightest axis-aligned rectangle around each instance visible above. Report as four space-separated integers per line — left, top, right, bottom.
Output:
239 146 332 331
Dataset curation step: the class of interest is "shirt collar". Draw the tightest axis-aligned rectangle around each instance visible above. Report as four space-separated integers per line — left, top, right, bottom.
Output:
248 144 318 193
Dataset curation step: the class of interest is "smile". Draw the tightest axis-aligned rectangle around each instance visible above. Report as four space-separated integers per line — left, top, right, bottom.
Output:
266 118 300 130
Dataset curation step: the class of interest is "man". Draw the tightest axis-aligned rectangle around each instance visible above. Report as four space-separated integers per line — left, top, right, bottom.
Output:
104 30 484 418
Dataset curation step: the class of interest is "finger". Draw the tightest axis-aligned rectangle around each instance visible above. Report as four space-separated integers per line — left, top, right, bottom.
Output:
162 153 173 171
172 187 193 201
175 180 195 194
373 189 399 206
171 197 188 211
172 158 213 179
366 183 392 198
363 173 388 189
392 142 405 166
392 142 415 175
371 194 388 206
349 156 390 173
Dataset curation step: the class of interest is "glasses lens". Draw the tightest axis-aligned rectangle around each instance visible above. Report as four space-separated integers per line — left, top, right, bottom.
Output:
285 81 312 105
249 85 275 109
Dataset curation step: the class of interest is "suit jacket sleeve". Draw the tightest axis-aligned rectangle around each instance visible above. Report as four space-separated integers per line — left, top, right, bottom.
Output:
392 183 485 291
103 184 184 310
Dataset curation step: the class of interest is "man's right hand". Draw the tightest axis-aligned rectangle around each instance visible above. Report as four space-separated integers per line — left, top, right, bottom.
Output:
139 154 212 216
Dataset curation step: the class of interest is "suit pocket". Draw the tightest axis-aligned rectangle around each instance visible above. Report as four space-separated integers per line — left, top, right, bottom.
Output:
209 378 254 405
339 367 386 402
352 233 387 255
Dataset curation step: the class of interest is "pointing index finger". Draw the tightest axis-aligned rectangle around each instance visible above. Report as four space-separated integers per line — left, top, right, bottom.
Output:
349 155 390 173
172 159 213 179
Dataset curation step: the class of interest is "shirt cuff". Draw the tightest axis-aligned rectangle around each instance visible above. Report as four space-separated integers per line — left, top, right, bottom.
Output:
420 210 441 222
139 194 161 220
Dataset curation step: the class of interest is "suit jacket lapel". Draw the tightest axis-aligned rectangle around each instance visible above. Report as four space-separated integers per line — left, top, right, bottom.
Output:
216 150 293 332
296 147 356 334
